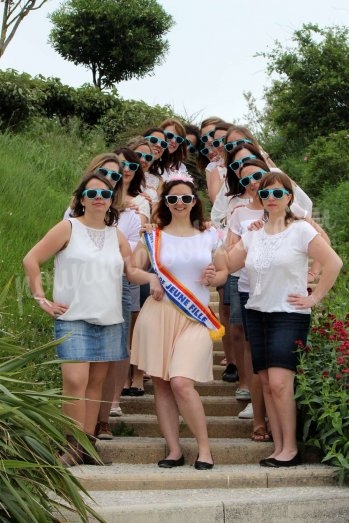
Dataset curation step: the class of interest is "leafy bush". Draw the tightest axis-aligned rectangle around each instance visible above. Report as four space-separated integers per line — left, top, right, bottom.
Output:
0 284 104 523
99 98 175 145
317 180 349 258
301 131 349 198
295 310 349 484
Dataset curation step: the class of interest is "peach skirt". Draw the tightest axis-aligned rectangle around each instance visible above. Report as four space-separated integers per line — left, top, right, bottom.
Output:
131 297 213 382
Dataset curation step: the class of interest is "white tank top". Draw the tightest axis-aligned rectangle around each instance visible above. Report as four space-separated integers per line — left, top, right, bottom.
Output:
53 219 124 325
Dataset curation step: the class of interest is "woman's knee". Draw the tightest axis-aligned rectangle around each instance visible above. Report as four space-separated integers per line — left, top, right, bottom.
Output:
170 376 194 398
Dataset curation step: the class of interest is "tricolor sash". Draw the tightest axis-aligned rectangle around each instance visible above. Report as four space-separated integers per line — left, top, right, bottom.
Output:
144 228 225 340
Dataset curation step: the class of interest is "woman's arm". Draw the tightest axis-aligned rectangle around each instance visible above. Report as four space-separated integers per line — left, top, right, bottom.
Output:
206 166 224 203
287 235 342 309
118 232 163 300
23 220 71 316
226 239 247 274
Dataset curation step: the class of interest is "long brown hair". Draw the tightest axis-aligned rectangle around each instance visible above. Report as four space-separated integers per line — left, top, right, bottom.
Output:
154 179 206 231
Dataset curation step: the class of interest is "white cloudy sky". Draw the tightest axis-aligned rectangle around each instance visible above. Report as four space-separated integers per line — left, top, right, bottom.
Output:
1 0 349 124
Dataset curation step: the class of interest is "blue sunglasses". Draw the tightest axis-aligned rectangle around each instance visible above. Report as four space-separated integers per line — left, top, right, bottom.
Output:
82 188 113 200
239 170 267 187
224 139 253 152
97 167 122 183
229 155 257 171
258 188 290 199
164 131 185 145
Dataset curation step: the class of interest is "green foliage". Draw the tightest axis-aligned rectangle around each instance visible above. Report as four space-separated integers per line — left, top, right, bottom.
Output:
99 98 175 145
261 24 349 150
300 131 349 198
317 180 349 258
49 0 174 89
295 311 349 484
0 286 105 522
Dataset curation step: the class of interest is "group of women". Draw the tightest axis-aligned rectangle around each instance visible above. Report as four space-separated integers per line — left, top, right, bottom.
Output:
23 115 342 469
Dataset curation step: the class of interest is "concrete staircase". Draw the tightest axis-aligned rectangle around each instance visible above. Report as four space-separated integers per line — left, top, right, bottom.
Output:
68 290 349 522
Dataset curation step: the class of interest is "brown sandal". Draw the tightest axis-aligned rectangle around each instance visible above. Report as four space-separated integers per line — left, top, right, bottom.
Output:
251 426 273 443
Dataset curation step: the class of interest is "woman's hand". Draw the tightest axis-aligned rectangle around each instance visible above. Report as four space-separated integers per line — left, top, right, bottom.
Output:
34 297 68 318
140 223 157 235
248 219 265 231
287 293 318 309
149 274 164 301
200 263 216 287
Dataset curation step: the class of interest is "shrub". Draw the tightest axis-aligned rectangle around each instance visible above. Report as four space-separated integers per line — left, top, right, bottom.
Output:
295 311 349 484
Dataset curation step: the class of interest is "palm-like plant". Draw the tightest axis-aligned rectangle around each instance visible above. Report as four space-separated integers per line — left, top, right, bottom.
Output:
0 283 105 522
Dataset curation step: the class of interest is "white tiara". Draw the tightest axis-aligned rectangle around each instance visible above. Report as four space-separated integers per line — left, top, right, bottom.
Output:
165 171 194 184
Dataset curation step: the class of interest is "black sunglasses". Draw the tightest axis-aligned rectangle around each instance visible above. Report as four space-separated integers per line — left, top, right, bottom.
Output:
145 135 168 149
200 130 214 143
224 139 253 152
164 131 185 145
239 170 267 187
229 155 257 171
185 138 197 154
97 167 122 183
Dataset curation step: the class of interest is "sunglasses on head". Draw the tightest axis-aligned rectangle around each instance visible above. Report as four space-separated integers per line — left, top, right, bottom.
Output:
229 155 257 171
239 169 267 187
145 135 168 149
135 151 154 163
82 188 113 200
97 167 122 183
185 138 197 153
200 130 214 143
212 136 226 148
164 131 185 145
165 194 195 205
121 160 139 172
258 188 290 199
224 139 253 152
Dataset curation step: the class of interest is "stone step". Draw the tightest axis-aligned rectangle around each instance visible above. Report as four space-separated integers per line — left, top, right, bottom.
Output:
72 463 338 492
119 395 245 417
61 485 349 523
212 350 226 366
95 437 321 466
144 379 239 397
108 414 252 438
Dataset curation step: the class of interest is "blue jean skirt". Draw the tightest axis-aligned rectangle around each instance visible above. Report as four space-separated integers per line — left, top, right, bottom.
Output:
246 309 311 373
54 319 126 362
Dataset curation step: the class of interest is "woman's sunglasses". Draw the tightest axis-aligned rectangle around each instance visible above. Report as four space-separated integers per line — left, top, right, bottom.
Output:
212 136 226 148
200 130 214 143
121 160 139 172
224 139 253 152
135 151 154 163
82 189 113 200
239 170 267 187
258 188 290 199
185 138 197 154
164 131 185 145
145 135 168 149
229 155 257 171
165 194 195 205
200 146 211 156
97 167 122 183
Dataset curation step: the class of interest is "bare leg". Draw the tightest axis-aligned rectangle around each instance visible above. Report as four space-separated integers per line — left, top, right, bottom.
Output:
259 369 282 458
218 288 236 365
84 362 110 435
244 342 266 432
152 377 182 460
61 362 90 430
98 358 130 423
231 324 248 389
171 376 213 464
268 367 298 461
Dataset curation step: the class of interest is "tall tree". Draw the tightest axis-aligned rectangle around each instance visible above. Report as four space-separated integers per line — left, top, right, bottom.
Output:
0 0 48 58
260 24 349 149
49 0 174 90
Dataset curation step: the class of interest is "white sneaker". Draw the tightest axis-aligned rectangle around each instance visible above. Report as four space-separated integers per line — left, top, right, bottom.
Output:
238 402 254 419
110 406 123 417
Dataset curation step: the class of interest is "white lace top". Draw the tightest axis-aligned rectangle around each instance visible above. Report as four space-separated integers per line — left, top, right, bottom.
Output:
242 220 318 314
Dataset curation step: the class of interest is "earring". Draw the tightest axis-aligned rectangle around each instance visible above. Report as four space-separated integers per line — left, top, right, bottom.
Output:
82 205 85 214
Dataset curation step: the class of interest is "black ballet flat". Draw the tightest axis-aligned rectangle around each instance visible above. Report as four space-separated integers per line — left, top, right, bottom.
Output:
129 387 145 397
260 453 301 468
158 455 185 468
194 454 214 470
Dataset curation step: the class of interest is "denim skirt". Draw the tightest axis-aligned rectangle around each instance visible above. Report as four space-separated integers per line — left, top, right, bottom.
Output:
246 309 310 373
54 319 125 362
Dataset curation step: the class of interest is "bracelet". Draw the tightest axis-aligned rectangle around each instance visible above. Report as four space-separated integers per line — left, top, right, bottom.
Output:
33 295 52 307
